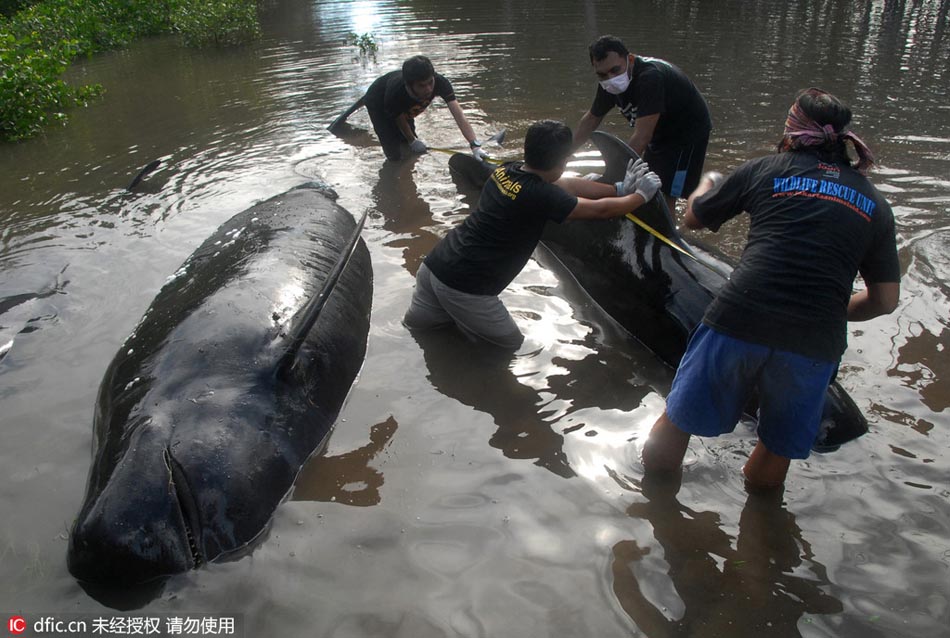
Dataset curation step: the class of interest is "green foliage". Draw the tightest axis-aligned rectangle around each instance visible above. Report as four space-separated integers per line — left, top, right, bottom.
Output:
1 0 261 142
172 0 260 49
0 0 36 18
7 0 175 56
346 31 378 61
0 30 97 140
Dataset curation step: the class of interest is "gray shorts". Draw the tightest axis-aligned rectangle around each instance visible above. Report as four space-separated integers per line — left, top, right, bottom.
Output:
403 263 524 350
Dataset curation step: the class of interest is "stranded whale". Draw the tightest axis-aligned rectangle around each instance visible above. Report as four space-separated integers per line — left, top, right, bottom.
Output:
448 131 867 452
68 182 372 584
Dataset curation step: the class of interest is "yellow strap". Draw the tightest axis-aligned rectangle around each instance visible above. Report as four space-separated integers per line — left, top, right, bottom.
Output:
623 212 693 258
625 212 720 273
433 149 715 271
428 146 502 164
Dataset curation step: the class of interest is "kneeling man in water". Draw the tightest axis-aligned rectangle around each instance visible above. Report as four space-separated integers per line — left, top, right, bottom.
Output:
335 55 488 162
404 119 661 350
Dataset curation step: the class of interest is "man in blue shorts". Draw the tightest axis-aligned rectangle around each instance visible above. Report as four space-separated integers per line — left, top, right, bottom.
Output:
641 88 901 490
573 35 712 213
404 120 662 350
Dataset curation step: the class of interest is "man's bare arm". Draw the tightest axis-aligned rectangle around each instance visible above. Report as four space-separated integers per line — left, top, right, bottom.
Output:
627 113 659 157
848 282 900 321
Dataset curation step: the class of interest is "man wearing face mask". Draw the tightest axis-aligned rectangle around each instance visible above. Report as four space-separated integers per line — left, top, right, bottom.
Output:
334 55 488 162
573 35 712 212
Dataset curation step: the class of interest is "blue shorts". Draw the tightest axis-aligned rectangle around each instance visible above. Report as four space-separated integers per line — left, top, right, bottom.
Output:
666 323 837 459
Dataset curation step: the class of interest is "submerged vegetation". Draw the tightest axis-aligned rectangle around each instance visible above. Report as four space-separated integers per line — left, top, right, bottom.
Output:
0 0 263 142
172 0 260 48
346 31 378 63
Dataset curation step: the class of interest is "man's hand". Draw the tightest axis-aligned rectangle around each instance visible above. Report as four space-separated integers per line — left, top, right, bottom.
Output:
703 171 724 189
616 158 649 195
634 171 662 202
410 139 428 154
470 140 489 161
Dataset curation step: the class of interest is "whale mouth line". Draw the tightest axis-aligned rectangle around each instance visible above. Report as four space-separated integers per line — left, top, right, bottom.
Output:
163 447 203 568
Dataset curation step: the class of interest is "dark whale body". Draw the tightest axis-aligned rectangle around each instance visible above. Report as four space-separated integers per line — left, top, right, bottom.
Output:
448 131 867 452
68 183 373 585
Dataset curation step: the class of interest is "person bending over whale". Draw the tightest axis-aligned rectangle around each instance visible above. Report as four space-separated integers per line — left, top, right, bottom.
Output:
334 55 488 162
640 88 901 491
572 35 712 215
403 119 661 350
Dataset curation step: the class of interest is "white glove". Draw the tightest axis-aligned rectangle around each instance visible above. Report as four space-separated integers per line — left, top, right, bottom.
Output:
634 171 662 202
704 171 724 189
409 138 428 154
470 140 490 161
616 158 649 196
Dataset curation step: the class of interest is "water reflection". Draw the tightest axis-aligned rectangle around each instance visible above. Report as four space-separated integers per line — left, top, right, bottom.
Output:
412 328 576 479
881 229 950 418
294 417 398 506
891 326 950 414
614 475 844 637
0 0 948 630
371 158 441 275
329 118 451 274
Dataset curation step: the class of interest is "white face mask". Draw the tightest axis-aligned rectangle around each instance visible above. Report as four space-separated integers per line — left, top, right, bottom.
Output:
599 58 631 95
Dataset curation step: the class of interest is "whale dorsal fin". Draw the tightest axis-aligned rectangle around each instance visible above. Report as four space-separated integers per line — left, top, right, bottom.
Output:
589 131 687 248
276 205 369 378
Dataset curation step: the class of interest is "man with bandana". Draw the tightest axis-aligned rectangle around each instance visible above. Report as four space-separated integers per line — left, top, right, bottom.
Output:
573 35 711 212
640 88 901 491
336 55 488 162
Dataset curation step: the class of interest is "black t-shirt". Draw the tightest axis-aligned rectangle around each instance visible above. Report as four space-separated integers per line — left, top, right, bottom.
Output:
363 70 456 121
692 151 900 361
425 162 578 296
590 56 711 144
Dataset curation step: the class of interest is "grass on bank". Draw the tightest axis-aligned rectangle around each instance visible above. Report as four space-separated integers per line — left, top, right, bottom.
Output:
1 0 262 142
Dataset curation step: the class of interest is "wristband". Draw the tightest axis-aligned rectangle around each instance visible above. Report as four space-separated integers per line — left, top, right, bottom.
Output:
470 139 481 149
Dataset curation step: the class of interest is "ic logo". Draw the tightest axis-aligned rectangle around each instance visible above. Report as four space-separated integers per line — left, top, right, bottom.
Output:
8 615 27 635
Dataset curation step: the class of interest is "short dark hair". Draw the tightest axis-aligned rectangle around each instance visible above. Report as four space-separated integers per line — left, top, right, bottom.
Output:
524 120 573 171
402 55 435 84
589 35 629 63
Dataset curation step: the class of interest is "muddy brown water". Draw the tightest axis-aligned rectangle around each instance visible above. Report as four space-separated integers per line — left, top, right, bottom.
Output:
1 1 948 636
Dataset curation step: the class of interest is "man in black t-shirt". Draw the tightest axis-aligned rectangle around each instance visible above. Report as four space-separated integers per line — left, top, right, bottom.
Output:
640 89 901 491
404 120 663 350
573 35 712 213
334 55 488 162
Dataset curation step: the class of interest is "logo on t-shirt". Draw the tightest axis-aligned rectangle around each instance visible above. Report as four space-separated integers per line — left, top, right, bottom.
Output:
408 100 431 118
772 175 877 220
619 103 638 127
817 162 840 180
491 166 523 200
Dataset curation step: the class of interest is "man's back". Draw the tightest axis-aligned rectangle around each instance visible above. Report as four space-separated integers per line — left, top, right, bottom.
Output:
425 162 576 297
693 151 899 360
